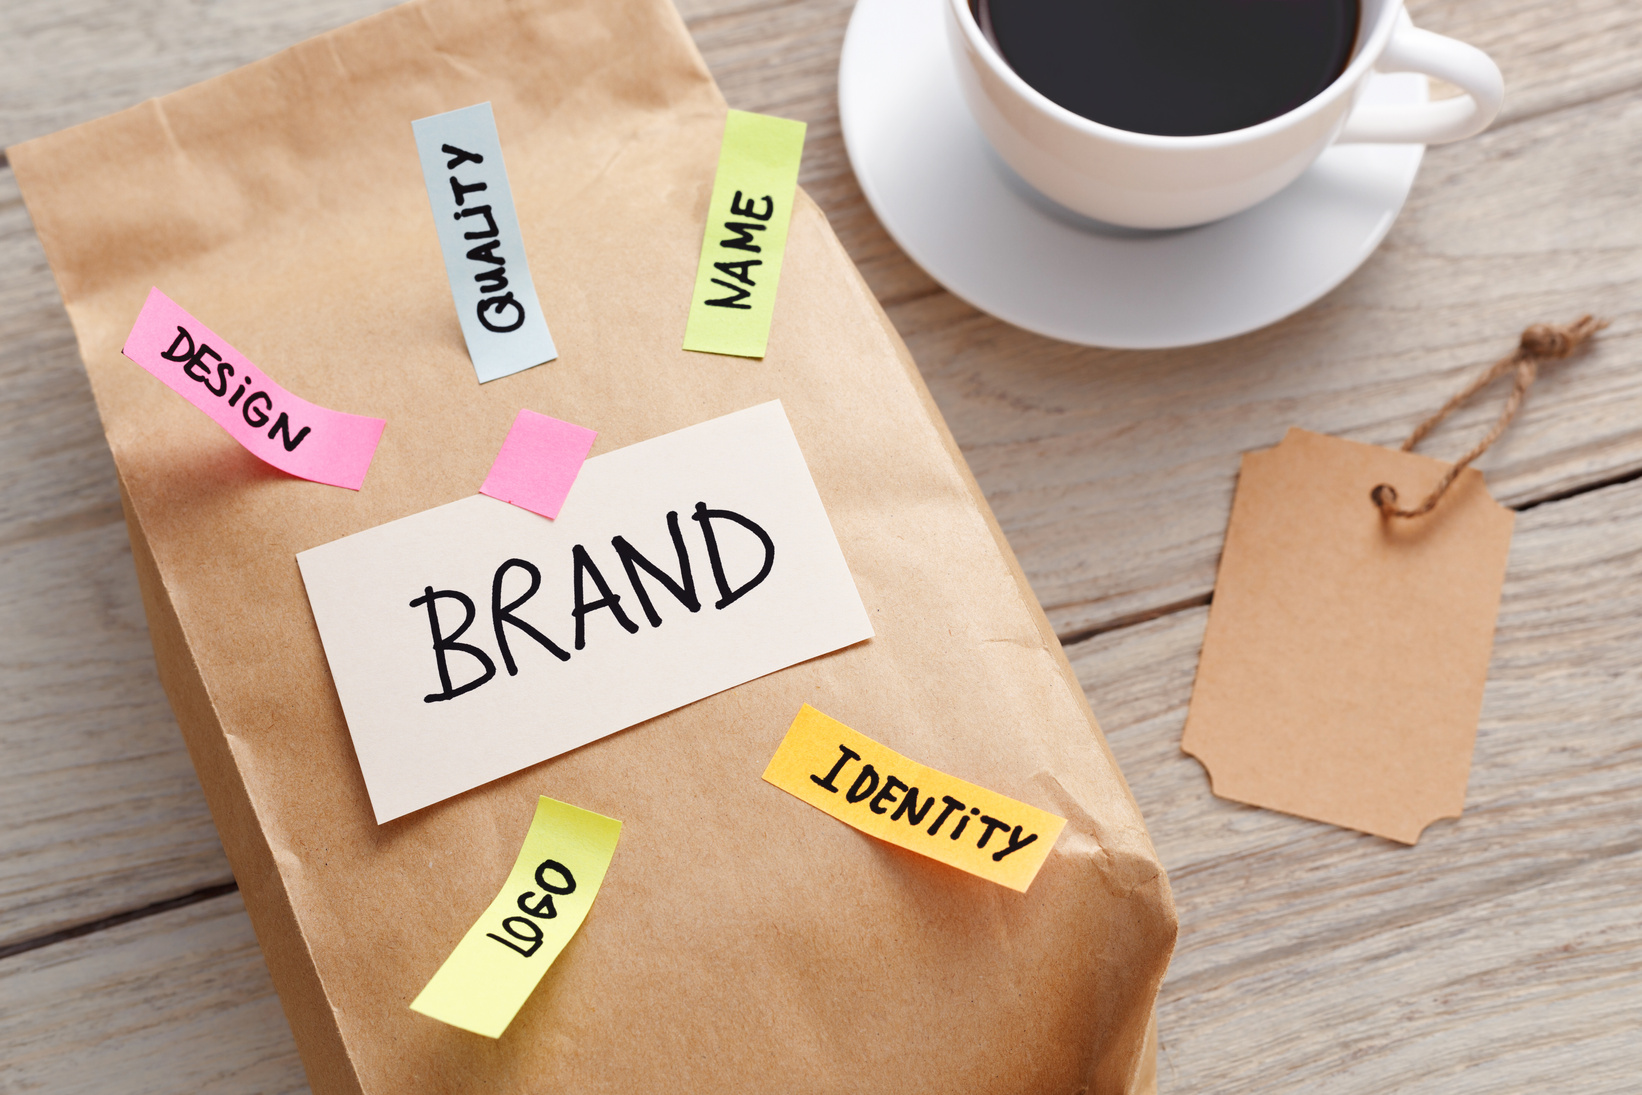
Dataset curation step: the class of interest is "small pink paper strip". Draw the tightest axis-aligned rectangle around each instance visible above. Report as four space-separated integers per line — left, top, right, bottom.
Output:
122 288 386 490
480 409 597 519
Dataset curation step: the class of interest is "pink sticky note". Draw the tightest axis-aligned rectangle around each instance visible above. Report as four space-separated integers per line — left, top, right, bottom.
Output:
480 409 597 519
121 287 386 491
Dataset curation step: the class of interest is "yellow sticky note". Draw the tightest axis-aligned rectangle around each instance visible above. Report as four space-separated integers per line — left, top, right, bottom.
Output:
409 796 621 1038
762 705 1067 892
682 110 806 359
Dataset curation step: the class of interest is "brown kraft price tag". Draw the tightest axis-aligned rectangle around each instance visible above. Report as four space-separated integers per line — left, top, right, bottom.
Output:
1183 318 1603 843
1182 427 1513 842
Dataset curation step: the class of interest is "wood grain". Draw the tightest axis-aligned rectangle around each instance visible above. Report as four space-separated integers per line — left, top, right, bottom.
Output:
901 86 1642 638
6 463 1635 1095
0 0 405 150
0 0 1639 1090
0 172 231 950
687 0 1642 637
1070 476 1642 1092
0 891 309 1094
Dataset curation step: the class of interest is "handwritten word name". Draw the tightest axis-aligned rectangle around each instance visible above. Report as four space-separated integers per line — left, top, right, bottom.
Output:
809 744 1041 862
441 143 526 335
485 858 575 957
410 502 775 703
158 326 310 451
703 190 775 311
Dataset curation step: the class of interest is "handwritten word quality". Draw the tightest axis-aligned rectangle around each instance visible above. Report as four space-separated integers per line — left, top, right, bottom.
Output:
412 102 558 382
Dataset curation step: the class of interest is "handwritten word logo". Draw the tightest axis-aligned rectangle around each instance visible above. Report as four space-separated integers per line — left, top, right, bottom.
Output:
486 858 576 957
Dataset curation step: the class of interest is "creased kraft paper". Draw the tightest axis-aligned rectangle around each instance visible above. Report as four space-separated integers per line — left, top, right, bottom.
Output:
8 0 1176 1091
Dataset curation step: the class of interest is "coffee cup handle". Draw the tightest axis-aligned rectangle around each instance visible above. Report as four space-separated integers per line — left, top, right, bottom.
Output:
1337 12 1504 145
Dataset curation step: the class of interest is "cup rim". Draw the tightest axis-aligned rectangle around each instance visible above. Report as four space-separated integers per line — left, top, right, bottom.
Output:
948 0 1403 149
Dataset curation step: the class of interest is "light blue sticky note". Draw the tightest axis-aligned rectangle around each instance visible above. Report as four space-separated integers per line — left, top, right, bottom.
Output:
413 103 557 383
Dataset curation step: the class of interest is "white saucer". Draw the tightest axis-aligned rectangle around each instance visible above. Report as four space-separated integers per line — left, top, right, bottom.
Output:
838 0 1428 349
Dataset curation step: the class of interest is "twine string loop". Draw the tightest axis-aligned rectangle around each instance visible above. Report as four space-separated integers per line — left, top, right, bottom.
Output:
1371 316 1607 519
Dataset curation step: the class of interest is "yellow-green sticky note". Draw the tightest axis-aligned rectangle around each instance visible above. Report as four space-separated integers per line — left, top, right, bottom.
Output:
682 109 807 359
410 796 621 1038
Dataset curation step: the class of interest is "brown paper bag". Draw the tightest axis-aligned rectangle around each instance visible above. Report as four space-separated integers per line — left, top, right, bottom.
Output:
9 0 1175 1090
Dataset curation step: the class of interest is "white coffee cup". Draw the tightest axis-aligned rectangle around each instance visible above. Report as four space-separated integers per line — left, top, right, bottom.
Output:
946 0 1504 229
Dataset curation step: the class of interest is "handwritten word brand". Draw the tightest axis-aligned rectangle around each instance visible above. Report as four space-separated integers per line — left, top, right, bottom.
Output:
763 705 1068 892
682 110 806 358
120 288 385 490
298 402 872 822
412 102 558 382
409 501 775 703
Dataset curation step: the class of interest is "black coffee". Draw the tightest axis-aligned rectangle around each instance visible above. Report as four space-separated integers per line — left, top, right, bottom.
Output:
976 0 1360 137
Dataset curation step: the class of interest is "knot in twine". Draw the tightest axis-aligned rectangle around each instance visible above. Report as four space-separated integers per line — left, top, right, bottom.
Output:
1371 315 1608 520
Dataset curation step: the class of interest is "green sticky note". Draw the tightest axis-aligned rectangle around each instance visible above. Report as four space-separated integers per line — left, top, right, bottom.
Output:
409 796 621 1038
682 110 807 359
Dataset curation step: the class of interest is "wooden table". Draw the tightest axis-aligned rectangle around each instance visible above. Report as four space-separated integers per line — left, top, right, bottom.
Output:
2 0 1638 1090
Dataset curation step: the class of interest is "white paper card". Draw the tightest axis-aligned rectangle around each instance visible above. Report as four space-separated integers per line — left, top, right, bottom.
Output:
412 102 557 382
298 402 873 822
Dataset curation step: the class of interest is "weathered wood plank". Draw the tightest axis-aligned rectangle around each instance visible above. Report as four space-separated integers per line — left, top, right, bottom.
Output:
0 892 310 1094
902 86 1642 636
4 430 1635 1095
0 174 231 950
1068 476 1642 1092
685 0 1642 636
1415 0 1642 129
0 0 403 150
0 1 1638 1088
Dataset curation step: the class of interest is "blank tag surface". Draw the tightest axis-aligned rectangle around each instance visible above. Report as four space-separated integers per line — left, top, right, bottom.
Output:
1182 428 1514 843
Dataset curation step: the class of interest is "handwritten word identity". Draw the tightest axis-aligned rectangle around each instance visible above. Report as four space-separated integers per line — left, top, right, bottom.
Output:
413 102 558 382
809 744 1043 863
763 705 1068 892
121 288 386 490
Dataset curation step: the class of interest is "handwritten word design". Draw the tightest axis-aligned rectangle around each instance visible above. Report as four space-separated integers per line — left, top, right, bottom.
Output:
411 796 621 1039
297 401 873 822
763 705 1067 892
121 288 386 490
682 110 807 359
413 102 557 382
